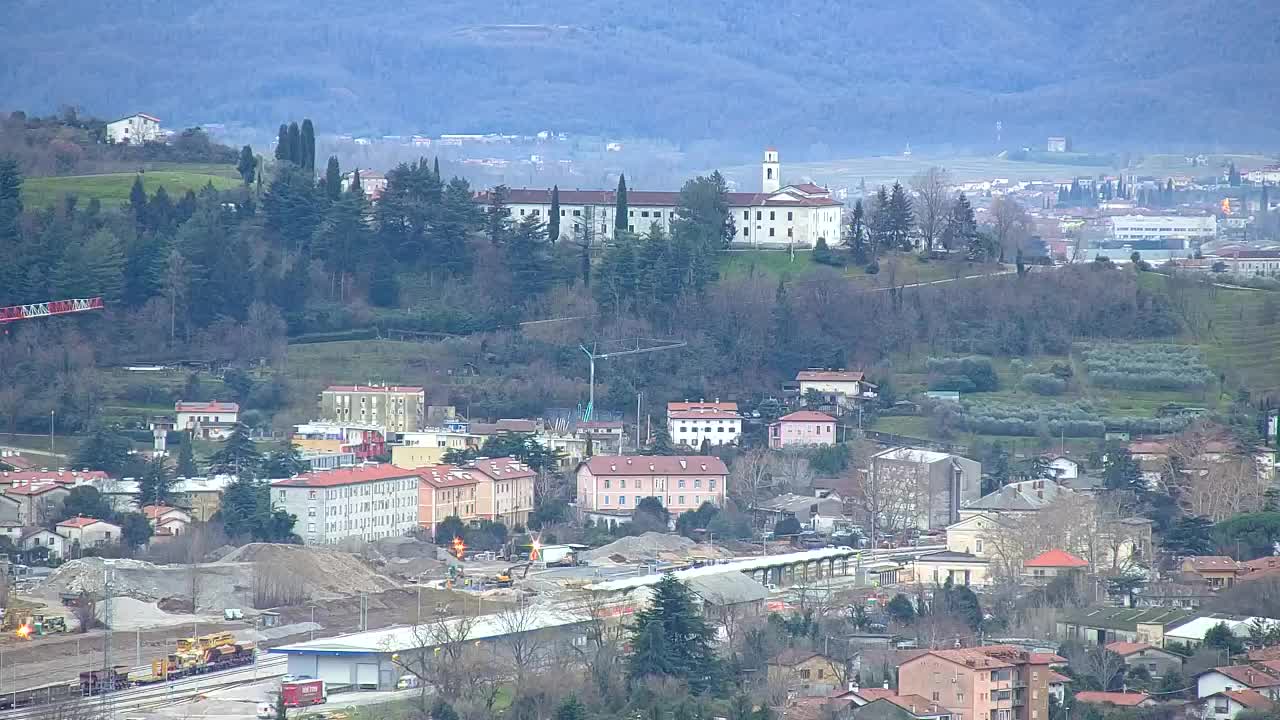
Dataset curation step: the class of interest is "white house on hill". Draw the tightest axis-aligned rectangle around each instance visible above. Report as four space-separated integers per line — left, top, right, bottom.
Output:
106 113 162 144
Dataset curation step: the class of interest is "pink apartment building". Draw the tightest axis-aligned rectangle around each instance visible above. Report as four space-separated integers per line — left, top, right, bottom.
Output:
768 411 837 449
575 455 728 518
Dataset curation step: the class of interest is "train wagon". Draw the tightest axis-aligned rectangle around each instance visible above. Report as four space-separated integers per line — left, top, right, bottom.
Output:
80 666 131 695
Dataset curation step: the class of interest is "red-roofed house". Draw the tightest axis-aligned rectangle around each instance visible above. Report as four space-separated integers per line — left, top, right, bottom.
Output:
1073 691 1152 708
575 455 728 520
1105 642 1183 678
416 465 474 538
56 517 122 549
667 401 742 448
1181 556 1243 588
1201 689 1276 719
19 528 66 559
458 457 536 528
176 400 240 439
319 385 426 435
142 505 191 536
795 369 868 397
2 482 70 525
271 464 424 545
898 646 1054 720
769 411 837 449
1047 671 1071 704
1024 549 1088 582
1197 662 1280 701
0 470 111 488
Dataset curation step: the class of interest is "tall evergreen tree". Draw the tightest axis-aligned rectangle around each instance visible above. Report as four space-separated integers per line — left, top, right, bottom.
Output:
324 156 341 201
943 193 980 256
129 175 148 233
238 145 258 185
208 423 263 476
0 156 22 302
137 455 176 506
886 181 914 250
300 119 316 172
274 124 289 162
263 441 306 478
845 199 869 264
548 185 561 244
626 574 717 691
1228 162 1242 186
53 228 125 303
176 435 198 477
434 178 481 276
486 185 512 245
263 165 321 254
506 214 552 301
615 174 629 231
867 185 891 254
287 122 302 166
148 185 174 234
432 156 440 181
122 231 168 307
769 279 800 373
313 177 369 300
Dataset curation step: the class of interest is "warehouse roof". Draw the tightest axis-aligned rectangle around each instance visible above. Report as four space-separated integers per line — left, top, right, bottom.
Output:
271 607 589 655
585 546 859 592
685 571 770 606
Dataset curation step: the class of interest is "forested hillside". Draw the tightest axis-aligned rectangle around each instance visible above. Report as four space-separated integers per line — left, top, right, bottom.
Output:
4 1 1278 150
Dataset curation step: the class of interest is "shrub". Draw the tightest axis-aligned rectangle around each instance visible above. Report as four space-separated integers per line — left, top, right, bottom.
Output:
1021 373 1066 396
927 356 999 392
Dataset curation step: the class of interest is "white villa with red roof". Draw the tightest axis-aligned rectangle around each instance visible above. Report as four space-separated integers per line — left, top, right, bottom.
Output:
106 113 162 144
667 401 742 448
176 400 240 439
488 149 842 248
56 516 122 549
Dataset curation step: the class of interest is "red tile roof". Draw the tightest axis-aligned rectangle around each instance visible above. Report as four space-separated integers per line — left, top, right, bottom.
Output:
0 470 110 485
1025 549 1089 568
142 505 187 520
1223 689 1276 710
324 385 424 394
582 455 729 476
1241 556 1280 572
3 482 66 496
668 401 738 413
669 410 741 420
796 370 865 382
417 465 476 489
0 455 36 470
1105 642 1155 657
1247 647 1280 662
1208 664 1280 688
908 648 1013 670
777 411 836 423
1048 671 1072 684
885 695 945 715
1074 691 1149 707
176 401 239 413
271 464 423 488
1184 555 1240 572
790 183 829 195
847 688 897 702
482 188 840 208
57 517 106 529
457 457 536 481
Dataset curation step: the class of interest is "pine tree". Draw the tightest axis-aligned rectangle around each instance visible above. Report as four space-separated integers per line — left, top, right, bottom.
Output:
263 441 306 478
845 198 869 264
176 434 198 477
548 185 561 244
137 455 175 506
149 185 174 234
886 181 914 250
274 124 289 162
868 185 891 255
943 193 980 258
313 179 369 301
263 165 321 254
615 174 628 232
129 175 148 232
486 185 512 245
769 279 800 373
54 228 125 303
1228 162 1241 187
324 156 341 201
122 231 168 307
432 157 441 181
238 145 258 185
555 695 586 720
506 214 552 301
300 119 316 172
208 423 263 477
434 177 480 276
812 236 834 265
626 574 718 691
348 169 362 197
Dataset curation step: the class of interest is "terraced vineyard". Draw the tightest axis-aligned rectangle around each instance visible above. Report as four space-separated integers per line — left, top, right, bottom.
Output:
1196 284 1280 396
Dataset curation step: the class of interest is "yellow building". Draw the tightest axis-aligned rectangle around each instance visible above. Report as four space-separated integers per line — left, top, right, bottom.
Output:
392 445 449 469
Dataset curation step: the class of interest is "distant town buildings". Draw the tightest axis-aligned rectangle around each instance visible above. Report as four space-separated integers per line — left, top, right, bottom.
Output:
319 385 426 436
105 113 162 144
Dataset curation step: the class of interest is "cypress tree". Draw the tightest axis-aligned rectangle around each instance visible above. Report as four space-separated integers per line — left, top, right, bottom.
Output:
287 122 301 166
887 181 914 250
432 156 440 181
348 169 362 197
867 185 891 254
325 156 342 201
300 119 316 172
177 435 198 477
486 185 511 245
548 185 561 244
274 124 289 162
846 199 869 264
238 145 257 185
615 173 628 232
129 175 149 233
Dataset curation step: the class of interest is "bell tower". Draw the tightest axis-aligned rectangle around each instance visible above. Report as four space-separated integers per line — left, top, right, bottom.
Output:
762 148 780 193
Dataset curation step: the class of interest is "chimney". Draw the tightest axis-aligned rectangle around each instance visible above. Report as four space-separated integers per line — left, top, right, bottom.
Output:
848 681 859 693
882 680 890 690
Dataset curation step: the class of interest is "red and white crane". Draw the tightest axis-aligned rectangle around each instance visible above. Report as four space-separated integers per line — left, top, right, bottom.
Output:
0 297 104 323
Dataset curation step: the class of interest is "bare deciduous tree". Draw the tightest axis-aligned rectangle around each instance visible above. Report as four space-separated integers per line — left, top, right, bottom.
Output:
989 195 1030 263
731 449 777 507
911 167 951 252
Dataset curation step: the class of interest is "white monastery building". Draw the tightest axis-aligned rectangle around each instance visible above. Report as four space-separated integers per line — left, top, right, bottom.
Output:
105 113 162 144
666 401 742 448
490 149 842 248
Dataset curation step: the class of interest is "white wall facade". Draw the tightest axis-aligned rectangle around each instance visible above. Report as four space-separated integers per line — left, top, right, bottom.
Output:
273 470 421 545
1196 671 1280 701
1109 215 1217 242
106 114 161 144
669 414 742 447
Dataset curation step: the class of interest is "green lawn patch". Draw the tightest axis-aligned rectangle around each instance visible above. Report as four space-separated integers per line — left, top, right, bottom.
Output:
719 250 817 279
22 171 239 207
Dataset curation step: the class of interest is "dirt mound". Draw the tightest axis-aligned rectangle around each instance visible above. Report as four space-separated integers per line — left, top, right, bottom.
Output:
579 532 732 565
217 543 398 597
40 557 254 611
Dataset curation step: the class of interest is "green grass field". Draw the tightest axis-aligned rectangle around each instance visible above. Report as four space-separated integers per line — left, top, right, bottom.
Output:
22 170 240 207
719 249 1005 288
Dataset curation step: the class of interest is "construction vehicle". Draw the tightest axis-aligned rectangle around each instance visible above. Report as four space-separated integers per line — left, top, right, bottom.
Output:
149 632 256 681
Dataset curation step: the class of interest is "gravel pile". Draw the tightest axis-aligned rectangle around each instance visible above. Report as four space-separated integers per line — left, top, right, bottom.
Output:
580 532 732 565
41 557 254 611
95 596 223 631
217 543 398 597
